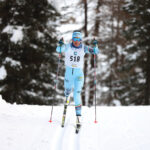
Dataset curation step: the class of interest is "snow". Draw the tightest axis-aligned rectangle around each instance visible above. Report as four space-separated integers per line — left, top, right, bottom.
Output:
0 66 7 80
135 67 142 73
2 25 13 33
117 45 127 55
37 31 44 39
2 25 23 44
10 27 23 43
4 57 21 68
112 99 121 106
0 95 150 150
147 9 150 13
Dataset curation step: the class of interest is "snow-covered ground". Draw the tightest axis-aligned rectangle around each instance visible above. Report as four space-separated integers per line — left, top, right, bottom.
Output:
0 95 150 150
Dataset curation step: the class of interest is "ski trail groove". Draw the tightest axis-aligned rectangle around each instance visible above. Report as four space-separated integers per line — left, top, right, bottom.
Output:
50 115 72 150
74 131 81 150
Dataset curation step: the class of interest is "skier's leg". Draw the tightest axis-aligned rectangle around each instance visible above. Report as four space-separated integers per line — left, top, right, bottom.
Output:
74 71 84 133
62 67 73 127
64 68 73 99
74 72 84 116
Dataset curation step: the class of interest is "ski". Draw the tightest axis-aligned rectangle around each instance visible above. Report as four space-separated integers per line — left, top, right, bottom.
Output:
61 104 67 127
75 116 81 134
61 98 70 127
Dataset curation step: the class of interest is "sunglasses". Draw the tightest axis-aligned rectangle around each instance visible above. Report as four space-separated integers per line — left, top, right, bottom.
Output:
73 38 81 42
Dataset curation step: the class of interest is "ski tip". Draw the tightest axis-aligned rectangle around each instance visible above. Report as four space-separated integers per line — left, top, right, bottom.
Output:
49 120 52 123
94 120 98 124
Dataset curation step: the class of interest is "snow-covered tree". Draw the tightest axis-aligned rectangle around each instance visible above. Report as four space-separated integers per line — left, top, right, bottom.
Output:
97 0 128 105
0 0 61 105
120 0 150 105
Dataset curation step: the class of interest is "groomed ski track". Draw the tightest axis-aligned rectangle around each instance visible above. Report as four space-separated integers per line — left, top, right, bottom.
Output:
49 106 97 150
1 101 150 150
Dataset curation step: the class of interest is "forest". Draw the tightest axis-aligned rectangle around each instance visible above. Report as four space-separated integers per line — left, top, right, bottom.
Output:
0 0 150 106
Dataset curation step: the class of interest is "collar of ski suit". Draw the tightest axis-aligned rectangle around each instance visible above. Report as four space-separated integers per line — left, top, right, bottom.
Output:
71 43 82 49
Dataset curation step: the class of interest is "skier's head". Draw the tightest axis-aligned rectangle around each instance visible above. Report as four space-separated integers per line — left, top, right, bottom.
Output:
72 30 82 39
72 30 82 47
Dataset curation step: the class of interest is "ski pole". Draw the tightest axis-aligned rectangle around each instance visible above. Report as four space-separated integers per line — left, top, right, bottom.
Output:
93 39 98 123
49 39 63 123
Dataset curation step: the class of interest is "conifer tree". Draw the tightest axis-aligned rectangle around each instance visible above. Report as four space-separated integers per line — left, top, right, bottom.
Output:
121 0 150 105
0 0 60 104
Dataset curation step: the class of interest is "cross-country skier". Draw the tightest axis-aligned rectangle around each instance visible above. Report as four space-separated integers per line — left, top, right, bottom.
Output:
56 30 99 129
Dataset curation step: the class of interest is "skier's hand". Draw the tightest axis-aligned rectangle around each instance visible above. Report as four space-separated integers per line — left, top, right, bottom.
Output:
93 39 99 54
93 39 98 45
56 38 64 53
58 38 64 46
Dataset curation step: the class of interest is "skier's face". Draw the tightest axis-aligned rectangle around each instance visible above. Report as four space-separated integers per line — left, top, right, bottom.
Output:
72 37 81 47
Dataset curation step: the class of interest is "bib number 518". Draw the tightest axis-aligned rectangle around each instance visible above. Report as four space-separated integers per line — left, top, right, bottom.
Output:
70 56 80 62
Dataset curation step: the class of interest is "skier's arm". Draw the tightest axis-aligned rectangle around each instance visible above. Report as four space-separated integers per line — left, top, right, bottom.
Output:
84 39 99 54
56 44 68 53
84 45 100 54
56 38 69 53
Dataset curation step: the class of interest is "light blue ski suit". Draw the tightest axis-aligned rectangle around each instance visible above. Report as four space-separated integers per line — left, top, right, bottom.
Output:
56 43 99 116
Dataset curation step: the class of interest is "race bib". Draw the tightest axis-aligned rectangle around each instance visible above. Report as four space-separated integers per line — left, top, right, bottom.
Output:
65 44 85 68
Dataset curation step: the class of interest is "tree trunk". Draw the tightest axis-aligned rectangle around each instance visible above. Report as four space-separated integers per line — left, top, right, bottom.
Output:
82 0 88 106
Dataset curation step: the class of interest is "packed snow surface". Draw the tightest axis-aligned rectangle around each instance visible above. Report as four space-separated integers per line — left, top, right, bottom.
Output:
0 95 150 150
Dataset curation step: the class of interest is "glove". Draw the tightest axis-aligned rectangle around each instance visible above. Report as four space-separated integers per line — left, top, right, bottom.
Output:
94 47 99 54
93 39 98 45
58 38 64 46
93 39 99 54
56 38 64 53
